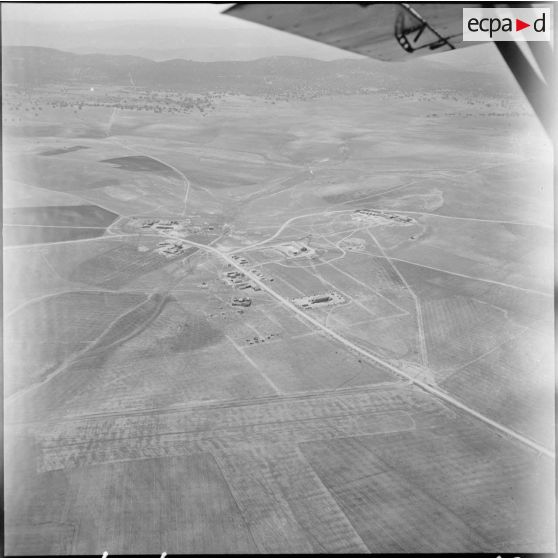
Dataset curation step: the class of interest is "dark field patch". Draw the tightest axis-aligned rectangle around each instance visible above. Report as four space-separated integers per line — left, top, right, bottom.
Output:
85 292 170 356
4 226 108 246
100 299 224 362
4 124 65 137
100 155 177 176
4 205 118 227
4 154 125 193
150 309 223 355
40 145 89 156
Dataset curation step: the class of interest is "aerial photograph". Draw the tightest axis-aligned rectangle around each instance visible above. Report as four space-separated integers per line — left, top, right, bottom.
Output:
2 2 555 555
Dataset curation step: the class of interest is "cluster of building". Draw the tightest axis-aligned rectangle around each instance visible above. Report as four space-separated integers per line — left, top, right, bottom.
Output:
223 255 277 309
245 332 277 345
339 237 366 252
135 217 217 235
232 296 252 307
156 239 190 258
292 292 346 309
223 270 261 291
141 218 183 232
231 254 249 265
274 241 316 259
249 268 273 282
227 255 273 285
224 266 262 309
352 209 414 225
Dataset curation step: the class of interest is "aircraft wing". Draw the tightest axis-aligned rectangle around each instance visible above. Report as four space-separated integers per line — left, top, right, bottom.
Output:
223 3 484 61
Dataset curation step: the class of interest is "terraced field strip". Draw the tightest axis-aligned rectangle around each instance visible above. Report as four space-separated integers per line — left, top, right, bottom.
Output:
33 386 448 471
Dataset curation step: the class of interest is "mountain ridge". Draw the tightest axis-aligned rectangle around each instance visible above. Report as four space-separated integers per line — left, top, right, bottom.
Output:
3 45 517 97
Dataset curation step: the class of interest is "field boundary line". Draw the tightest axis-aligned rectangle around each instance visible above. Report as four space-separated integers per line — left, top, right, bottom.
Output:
369 252 552 298
366 229 428 367
225 335 282 395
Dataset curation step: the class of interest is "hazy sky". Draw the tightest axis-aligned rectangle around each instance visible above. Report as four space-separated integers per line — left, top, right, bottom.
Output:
2 2 243 25
2 1 362 60
2 2 500 66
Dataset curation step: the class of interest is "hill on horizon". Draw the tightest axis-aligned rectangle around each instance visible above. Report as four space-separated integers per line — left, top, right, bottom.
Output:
3 45 518 98
2 20 364 62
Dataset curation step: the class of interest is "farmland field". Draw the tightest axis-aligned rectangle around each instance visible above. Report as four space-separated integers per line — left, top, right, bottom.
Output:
4 225 112 246
3 48 554 555
3 204 118 227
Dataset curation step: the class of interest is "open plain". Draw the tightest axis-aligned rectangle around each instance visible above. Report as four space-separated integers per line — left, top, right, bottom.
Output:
3 50 555 554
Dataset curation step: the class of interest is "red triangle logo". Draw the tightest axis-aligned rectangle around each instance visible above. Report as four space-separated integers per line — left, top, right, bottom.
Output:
516 18 530 31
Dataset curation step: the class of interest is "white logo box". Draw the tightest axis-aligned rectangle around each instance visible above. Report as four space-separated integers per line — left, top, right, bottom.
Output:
463 6 552 42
